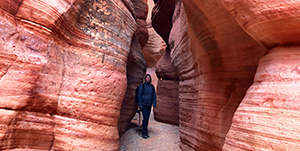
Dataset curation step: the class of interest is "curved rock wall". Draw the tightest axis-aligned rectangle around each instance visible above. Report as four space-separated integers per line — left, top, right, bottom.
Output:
179 1 266 149
220 0 300 49
223 46 300 151
220 0 300 150
152 0 180 126
154 79 179 125
118 33 147 136
142 0 166 68
152 0 267 150
2 0 299 150
0 0 139 150
117 0 148 137
154 48 180 125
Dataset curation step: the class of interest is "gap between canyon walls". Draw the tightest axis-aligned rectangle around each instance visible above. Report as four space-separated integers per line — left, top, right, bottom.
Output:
0 0 142 150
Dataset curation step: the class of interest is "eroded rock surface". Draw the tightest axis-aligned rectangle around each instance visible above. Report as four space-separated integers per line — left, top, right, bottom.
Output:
220 0 300 150
2 0 300 150
0 0 140 150
117 0 148 137
152 0 268 150
220 0 300 49
223 46 300 151
154 79 179 126
118 33 147 136
142 0 165 68
154 48 179 125
151 0 182 127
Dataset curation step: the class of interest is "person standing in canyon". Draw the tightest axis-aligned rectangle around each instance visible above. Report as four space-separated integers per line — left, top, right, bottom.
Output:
136 74 157 139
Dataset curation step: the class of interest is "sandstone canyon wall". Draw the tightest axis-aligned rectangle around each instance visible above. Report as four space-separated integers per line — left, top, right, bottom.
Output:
152 0 270 150
220 0 300 150
118 0 167 136
117 0 148 136
0 0 145 150
154 49 180 126
142 0 165 68
1 0 300 150
152 0 180 126
153 0 300 150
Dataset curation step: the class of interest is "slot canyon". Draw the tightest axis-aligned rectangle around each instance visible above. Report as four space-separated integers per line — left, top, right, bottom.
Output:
0 0 300 150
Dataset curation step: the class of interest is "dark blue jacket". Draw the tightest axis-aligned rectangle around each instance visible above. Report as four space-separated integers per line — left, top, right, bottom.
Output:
137 83 156 107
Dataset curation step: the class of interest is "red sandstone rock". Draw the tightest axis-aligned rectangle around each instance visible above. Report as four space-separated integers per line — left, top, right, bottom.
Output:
3 0 300 150
142 0 165 68
220 0 300 48
219 1 300 150
151 0 181 127
118 0 148 137
154 49 179 126
179 0 267 149
223 46 300 150
0 19 63 114
136 19 149 49
155 48 179 81
0 52 17 80
0 0 139 150
1 111 54 150
151 0 175 44
152 0 267 150
154 79 179 126
118 33 147 136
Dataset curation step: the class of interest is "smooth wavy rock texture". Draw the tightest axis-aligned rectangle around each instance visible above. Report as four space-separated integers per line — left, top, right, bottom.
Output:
152 0 269 150
220 1 300 150
223 46 300 151
0 0 140 150
142 0 165 68
154 79 179 126
154 48 180 126
118 33 147 136
117 0 148 137
220 0 300 48
151 0 181 127
177 0 267 149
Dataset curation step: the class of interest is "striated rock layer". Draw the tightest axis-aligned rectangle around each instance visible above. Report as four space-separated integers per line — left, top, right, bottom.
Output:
220 0 300 150
0 0 140 150
152 0 180 126
220 0 300 49
177 0 267 149
223 46 300 151
154 48 180 125
152 0 268 150
153 0 300 150
117 0 148 137
142 0 165 68
154 79 179 126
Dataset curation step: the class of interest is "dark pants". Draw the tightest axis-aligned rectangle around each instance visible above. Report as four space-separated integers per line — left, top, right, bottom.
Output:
141 105 151 135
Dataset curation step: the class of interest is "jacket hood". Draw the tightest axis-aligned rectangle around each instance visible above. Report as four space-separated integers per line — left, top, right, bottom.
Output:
143 74 152 84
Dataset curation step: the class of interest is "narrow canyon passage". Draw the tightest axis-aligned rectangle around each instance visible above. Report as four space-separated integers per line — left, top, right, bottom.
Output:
1 0 300 150
120 108 180 151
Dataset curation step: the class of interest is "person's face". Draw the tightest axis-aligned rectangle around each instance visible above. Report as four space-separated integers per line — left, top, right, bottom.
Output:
146 76 150 82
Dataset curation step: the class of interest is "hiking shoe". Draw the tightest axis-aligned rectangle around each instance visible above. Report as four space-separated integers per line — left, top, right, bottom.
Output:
142 134 148 139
